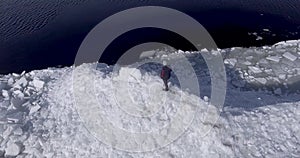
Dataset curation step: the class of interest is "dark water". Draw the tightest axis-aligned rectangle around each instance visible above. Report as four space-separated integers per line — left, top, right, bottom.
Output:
1 0 300 74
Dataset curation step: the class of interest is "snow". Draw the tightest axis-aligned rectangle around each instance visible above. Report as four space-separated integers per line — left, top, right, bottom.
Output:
0 40 300 157
117 67 142 81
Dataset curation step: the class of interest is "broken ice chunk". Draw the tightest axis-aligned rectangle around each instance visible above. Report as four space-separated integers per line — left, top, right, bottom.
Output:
255 78 267 85
14 77 28 88
7 78 14 85
29 105 41 115
24 86 36 96
201 48 209 52
13 127 23 136
13 84 22 90
20 71 26 76
282 52 297 61
224 58 237 67
245 56 253 60
243 61 252 66
13 90 25 99
264 69 273 75
5 142 22 157
140 50 156 59
256 36 263 40
11 97 25 109
211 50 220 56
266 56 280 62
2 90 9 99
274 88 282 95
203 96 209 102
12 73 19 78
278 74 286 80
32 79 45 90
2 126 13 139
269 77 280 83
178 50 184 54
248 66 263 74
29 71 35 76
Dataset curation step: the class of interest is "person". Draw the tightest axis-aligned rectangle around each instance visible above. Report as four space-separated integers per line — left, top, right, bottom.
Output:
160 61 172 91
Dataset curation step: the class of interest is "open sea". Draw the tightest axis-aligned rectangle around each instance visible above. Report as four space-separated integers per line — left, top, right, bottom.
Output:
0 0 300 74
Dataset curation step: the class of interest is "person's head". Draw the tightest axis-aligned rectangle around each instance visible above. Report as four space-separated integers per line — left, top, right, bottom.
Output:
162 60 167 66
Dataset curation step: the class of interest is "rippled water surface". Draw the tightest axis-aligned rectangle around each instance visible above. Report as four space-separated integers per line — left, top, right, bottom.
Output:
0 0 300 74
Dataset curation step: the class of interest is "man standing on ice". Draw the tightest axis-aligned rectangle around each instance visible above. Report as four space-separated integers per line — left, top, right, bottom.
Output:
160 60 172 91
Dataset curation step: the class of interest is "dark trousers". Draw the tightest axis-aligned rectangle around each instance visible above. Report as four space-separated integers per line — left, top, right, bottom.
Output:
163 79 169 90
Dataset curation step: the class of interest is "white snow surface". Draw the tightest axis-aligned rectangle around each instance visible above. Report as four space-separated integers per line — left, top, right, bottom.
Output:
0 40 300 157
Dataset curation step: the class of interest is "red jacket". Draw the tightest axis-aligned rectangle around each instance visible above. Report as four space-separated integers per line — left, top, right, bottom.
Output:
160 66 172 80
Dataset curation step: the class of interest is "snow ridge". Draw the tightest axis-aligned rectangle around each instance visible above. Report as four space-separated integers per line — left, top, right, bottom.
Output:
0 40 300 157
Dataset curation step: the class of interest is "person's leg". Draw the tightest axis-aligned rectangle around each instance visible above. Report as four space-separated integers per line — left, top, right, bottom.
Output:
163 79 169 91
